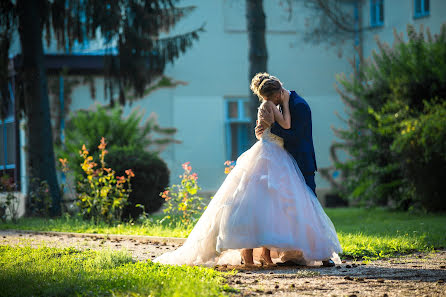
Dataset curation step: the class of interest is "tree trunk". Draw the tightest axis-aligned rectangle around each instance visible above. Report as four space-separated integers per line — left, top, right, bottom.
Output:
246 0 268 144
17 0 61 216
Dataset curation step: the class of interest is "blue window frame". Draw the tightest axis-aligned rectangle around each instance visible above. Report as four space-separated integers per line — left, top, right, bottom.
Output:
414 0 430 18
1 82 16 172
370 0 384 27
0 117 16 171
0 79 20 190
224 98 251 161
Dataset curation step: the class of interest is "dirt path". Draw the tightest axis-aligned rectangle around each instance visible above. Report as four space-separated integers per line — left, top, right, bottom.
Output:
1 230 445 296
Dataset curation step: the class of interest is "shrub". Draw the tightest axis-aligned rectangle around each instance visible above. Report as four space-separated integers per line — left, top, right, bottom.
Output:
391 100 446 211
57 104 177 179
27 178 52 217
333 24 446 210
56 104 178 215
105 146 169 218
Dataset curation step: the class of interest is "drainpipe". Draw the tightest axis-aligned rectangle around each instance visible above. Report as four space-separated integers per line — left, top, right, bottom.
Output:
2 112 6 173
8 81 16 188
10 61 17 191
59 75 66 187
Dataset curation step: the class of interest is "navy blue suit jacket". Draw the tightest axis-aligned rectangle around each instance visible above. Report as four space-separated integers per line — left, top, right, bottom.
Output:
270 91 317 175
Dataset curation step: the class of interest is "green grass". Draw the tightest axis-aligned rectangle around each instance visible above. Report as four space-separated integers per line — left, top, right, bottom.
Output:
0 213 191 238
325 208 446 259
0 245 235 297
1 208 445 260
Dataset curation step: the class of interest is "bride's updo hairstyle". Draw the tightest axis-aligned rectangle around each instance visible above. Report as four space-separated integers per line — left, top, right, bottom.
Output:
250 72 282 101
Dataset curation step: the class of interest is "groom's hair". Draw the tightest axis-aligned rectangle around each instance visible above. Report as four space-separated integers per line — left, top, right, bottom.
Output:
250 72 282 101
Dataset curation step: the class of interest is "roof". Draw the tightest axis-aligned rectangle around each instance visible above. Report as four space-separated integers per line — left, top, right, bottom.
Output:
12 53 115 75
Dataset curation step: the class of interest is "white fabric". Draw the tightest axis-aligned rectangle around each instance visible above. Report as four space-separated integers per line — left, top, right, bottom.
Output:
154 128 342 266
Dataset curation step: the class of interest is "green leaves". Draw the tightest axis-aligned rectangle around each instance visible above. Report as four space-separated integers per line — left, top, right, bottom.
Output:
334 23 446 210
57 104 177 178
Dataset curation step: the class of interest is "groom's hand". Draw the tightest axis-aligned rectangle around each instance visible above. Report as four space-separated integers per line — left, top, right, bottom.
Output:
259 105 274 126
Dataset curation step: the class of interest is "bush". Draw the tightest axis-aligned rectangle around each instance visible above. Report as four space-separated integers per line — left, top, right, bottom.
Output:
57 104 178 218
27 178 52 218
333 24 446 210
106 146 169 218
57 104 177 179
391 100 446 211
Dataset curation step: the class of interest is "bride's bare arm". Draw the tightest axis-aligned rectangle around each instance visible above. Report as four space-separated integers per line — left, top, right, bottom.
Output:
260 101 291 129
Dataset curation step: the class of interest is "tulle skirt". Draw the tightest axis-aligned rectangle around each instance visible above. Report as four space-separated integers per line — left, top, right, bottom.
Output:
154 138 342 266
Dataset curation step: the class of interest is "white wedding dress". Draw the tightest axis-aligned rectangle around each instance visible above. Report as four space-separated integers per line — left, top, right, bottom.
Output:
154 128 342 266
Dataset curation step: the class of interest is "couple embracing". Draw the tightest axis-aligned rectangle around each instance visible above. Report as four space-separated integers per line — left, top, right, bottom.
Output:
154 73 342 267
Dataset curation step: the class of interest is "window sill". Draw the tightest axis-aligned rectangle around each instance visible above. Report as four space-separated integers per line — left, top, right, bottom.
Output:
370 23 384 29
413 13 430 19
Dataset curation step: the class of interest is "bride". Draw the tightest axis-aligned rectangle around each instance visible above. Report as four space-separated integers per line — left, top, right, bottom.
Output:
154 75 342 267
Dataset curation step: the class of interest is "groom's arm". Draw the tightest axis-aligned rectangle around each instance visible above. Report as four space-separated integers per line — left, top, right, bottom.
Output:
270 102 309 144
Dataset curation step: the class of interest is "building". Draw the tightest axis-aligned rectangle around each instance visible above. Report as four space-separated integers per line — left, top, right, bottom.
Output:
2 0 445 217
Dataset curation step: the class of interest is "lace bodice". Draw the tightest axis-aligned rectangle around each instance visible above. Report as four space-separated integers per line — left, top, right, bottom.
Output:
262 127 284 147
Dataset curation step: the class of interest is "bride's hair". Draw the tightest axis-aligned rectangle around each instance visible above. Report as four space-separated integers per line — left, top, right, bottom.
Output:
250 72 282 101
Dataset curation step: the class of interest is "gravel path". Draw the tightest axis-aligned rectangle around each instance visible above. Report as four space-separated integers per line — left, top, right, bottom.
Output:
1 230 445 296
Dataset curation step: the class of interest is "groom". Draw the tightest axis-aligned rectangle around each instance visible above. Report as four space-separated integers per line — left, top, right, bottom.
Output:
255 87 317 196
254 87 335 267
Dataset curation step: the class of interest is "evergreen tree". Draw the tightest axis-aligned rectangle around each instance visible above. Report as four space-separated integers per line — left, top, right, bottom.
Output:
0 0 202 216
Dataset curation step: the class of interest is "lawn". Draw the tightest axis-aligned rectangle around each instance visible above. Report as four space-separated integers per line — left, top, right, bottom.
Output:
0 213 192 238
325 208 446 259
0 245 235 297
1 208 445 260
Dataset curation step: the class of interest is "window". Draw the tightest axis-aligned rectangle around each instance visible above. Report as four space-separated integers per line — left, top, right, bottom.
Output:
414 0 430 18
0 120 15 170
225 98 251 161
0 81 19 188
370 0 384 27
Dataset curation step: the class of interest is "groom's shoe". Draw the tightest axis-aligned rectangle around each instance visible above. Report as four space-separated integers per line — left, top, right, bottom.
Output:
276 260 300 267
322 259 335 267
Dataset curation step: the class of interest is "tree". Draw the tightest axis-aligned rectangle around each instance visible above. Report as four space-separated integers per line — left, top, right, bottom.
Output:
0 0 202 216
301 0 363 44
246 0 268 144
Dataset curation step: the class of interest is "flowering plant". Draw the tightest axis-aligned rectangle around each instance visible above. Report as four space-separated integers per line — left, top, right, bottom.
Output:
160 162 207 225
224 160 235 174
59 137 134 223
